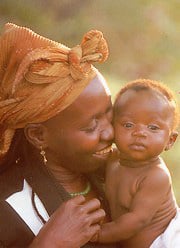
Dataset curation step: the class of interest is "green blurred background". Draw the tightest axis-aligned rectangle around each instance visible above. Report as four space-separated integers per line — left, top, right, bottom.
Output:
0 0 179 203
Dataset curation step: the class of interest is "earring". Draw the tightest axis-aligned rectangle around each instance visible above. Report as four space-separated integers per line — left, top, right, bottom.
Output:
40 146 47 165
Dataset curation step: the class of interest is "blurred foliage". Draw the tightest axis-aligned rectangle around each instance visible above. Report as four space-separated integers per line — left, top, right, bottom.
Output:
0 0 179 203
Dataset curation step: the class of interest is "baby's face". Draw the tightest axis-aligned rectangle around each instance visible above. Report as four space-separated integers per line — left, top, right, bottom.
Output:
113 89 176 162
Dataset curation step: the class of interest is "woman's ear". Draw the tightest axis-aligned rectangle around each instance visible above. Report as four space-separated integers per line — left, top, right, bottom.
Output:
164 131 178 151
24 123 48 149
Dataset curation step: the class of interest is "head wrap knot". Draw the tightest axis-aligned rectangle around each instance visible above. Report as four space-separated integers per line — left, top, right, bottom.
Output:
68 30 108 80
0 23 109 159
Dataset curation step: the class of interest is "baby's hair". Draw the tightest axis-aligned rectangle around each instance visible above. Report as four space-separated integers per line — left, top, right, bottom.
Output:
114 79 179 130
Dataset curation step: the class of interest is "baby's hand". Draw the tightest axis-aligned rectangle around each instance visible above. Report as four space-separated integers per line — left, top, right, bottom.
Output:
90 219 104 243
90 232 100 243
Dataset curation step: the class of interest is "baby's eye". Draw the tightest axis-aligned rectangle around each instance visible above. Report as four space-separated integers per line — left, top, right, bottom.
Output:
148 124 159 131
123 122 134 128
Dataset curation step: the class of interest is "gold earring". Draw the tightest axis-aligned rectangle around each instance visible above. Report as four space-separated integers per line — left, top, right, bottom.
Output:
40 146 47 165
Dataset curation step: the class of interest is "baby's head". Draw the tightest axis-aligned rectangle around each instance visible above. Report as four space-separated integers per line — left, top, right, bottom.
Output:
113 79 179 162
114 79 179 131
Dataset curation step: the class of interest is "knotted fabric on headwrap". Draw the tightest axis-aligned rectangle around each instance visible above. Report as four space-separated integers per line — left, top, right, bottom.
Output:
0 23 109 159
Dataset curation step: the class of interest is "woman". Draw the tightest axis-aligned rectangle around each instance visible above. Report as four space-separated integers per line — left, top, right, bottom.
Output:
0 23 116 247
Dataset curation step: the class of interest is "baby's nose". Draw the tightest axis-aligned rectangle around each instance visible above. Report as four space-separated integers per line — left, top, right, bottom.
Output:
132 126 147 137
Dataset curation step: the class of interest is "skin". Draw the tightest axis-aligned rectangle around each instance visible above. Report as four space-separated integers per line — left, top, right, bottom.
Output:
30 196 105 248
43 73 113 175
97 89 178 248
26 73 114 247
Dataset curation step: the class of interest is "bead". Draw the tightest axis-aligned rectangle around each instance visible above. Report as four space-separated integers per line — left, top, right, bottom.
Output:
69 182 91 197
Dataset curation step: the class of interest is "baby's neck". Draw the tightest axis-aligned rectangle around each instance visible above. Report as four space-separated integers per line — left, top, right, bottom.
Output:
119 156 160 168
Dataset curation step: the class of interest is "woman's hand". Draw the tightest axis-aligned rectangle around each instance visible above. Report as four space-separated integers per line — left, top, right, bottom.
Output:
29 195 105 248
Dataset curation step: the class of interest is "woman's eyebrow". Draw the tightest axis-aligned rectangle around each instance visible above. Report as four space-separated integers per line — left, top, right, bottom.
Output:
83 99 112 123
93 105 112 120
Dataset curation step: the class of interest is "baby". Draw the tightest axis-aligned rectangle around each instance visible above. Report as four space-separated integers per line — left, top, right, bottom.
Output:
97 79 180 248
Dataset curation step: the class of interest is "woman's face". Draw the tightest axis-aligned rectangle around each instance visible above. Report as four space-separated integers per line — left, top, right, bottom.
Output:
44 74 114 173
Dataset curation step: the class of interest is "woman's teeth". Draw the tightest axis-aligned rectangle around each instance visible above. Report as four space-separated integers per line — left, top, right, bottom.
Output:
95 146 112 155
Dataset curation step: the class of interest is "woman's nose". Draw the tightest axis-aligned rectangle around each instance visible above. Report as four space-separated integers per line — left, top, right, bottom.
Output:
100 120 114 141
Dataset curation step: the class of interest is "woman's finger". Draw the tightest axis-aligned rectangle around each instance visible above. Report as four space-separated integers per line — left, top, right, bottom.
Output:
69 195 86 205
81 198 101 213
87 208 106 225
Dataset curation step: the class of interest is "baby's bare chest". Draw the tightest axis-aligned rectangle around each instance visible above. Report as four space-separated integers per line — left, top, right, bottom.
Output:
106 168 144 219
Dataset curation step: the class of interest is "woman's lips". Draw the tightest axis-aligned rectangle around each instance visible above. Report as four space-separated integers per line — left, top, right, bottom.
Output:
95 145 113 155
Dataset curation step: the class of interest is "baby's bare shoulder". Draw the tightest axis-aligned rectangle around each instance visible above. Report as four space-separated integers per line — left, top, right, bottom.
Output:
106 148 120 172
144 161 172 190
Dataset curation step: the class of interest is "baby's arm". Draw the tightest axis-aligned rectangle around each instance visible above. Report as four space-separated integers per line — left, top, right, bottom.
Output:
98 165 171 243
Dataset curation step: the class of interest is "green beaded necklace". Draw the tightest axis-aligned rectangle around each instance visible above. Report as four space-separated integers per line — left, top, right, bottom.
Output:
69 182 91 197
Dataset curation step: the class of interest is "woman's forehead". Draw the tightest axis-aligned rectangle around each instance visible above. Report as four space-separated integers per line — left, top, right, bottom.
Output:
80 73 111 97
66 86 111 119
45 76 112 127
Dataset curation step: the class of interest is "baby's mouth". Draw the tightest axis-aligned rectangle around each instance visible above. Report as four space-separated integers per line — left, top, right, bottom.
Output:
129 143 146 151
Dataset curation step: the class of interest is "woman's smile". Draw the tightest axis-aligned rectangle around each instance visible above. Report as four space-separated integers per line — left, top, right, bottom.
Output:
94 145 113 156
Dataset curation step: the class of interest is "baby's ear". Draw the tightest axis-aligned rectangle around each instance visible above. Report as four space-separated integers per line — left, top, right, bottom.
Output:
164 131 178 151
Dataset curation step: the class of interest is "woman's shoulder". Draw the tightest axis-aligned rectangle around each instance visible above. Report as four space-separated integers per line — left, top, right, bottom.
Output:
0 198 34 246
0 163 24 199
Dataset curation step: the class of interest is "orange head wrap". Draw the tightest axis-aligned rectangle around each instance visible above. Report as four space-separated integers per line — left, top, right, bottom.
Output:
0 23 109 158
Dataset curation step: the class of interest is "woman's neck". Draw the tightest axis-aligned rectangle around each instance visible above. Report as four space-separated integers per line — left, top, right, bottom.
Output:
46 163 87 193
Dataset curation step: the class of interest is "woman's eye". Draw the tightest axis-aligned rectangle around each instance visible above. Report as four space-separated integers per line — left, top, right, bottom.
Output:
82 120 98 133
123 122 133 128
85 125 97 133
148 124 159 131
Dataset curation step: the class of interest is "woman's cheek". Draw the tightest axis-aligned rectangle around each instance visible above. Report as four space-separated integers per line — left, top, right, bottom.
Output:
73 132 100 152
